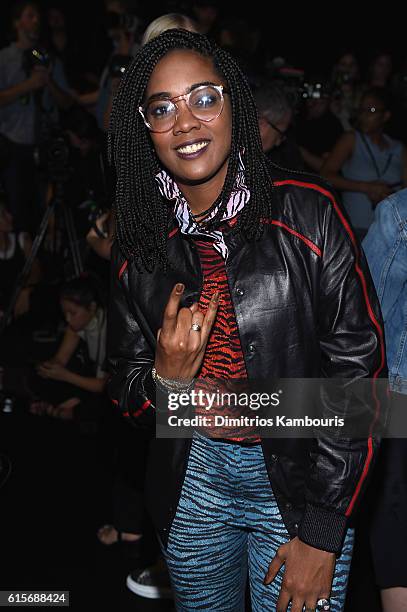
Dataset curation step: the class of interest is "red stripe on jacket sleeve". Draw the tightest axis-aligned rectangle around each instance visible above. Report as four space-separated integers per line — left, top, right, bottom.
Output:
262 218 322 257
112 399 129 417
112 397 151 420
118 260 128 279
274 179 386 516
132 399 152 419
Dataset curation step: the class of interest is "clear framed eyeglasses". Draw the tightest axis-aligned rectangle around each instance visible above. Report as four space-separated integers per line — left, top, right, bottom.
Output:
139 84 227 133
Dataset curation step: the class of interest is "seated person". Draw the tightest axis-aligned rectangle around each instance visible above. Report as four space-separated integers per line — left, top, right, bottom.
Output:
30 275 108 420
322 87 407 240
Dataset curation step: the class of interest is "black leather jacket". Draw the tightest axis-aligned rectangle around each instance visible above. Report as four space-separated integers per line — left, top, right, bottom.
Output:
107 169 386 554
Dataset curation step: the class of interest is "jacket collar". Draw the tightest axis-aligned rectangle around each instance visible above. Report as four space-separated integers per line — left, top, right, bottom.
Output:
155 153 250 261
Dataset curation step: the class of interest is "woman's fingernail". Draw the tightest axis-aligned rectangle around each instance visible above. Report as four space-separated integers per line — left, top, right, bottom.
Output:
212 291 220 303
176 283 184 293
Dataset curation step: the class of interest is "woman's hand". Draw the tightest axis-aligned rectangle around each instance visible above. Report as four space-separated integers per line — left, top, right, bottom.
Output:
30 397 79 420
364 180 392 205
37 362 69 382
264 537 335 612
30 400 52 416
51 397 80 420
154 283 219 381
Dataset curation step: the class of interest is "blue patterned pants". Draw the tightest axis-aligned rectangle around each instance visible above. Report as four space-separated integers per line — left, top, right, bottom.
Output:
163 433 354 611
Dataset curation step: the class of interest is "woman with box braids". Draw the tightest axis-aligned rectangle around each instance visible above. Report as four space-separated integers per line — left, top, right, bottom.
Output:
108 28 273 271
107 27 384 612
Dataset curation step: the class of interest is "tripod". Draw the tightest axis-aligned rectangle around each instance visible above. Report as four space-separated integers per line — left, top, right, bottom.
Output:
0 178 84 335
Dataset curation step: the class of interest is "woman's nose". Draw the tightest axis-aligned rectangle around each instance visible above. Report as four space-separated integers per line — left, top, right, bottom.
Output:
173 100 201 134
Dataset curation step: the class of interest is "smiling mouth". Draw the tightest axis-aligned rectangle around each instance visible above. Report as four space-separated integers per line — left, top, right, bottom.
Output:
176 141 210 155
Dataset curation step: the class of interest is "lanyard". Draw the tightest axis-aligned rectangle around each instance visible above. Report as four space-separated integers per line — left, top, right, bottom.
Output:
359 132 393 180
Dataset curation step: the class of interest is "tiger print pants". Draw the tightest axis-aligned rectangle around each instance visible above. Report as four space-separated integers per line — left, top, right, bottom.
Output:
163 433 354 611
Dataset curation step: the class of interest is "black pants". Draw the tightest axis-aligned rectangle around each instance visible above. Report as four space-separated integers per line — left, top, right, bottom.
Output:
110 414 151 535
370 392 407 588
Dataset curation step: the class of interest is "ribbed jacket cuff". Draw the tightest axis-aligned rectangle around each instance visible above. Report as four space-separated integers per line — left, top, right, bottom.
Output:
298 504 348 554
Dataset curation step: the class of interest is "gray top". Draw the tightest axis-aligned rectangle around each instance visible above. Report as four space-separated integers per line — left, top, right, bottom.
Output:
342 130 404 231
77 308 107 379
0 43 69 145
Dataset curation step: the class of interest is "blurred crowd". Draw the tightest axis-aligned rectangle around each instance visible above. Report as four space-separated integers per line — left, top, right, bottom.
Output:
1 0 407 609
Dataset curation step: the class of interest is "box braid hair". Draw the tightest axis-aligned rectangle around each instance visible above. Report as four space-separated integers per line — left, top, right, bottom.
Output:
108 28 274 271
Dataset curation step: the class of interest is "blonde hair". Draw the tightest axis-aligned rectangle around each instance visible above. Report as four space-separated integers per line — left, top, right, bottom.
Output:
141 13 199 46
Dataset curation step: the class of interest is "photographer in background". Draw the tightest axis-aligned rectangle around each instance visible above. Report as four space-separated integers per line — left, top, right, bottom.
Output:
0 0 73 234
63 106 106 203
99 0 143 132
296 77 343 173
61 105 110 278
330 50 362 130
77 0 142 131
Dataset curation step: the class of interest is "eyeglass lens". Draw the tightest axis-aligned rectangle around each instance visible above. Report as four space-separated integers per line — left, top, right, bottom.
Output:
145 85 223 132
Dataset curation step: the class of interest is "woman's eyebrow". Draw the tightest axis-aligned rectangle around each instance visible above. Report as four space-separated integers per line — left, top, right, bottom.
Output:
189 80 217 90
146 91 171 102
146 81 218 103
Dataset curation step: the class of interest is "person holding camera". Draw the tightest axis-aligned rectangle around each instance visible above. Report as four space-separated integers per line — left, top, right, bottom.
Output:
295 78 344 173
74 1 142 131
329 51 362 131
0 1 73 233
57 105 111 281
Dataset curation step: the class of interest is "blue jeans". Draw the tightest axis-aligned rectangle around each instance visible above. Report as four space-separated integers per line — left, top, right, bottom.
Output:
163 433 354 611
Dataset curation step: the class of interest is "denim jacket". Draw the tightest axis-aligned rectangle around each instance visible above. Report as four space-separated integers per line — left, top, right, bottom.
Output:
363 189 407 394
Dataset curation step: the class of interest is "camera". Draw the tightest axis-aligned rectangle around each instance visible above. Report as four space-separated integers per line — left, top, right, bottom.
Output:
34 129 72 183
22 47 51 74
108 54 133 79
300 80 332 100
78 195 109 238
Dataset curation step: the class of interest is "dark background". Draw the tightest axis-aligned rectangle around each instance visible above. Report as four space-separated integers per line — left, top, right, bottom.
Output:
0 0 405 77
0 1 399 610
